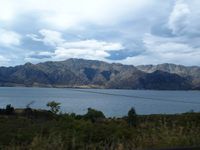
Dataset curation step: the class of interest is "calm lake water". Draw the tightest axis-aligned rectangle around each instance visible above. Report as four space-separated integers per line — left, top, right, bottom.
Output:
0 87 200 117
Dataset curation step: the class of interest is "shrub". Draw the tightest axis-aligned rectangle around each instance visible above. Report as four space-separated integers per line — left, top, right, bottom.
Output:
46 101 61 114
127 107 138 127
5 104 14 115
84 108 105 122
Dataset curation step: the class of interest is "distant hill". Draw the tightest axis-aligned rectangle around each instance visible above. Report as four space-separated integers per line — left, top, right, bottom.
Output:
0 58 198 90
137 63 200 89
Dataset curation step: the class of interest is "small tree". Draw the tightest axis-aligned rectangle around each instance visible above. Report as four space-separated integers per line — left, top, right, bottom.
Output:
46 101 61 114
127 107 138 127
5 104 14 115
84 108 105 122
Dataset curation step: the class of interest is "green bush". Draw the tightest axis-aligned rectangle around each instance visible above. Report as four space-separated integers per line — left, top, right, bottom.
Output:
46 101 61 114
127 107 138 127
84 108 105 122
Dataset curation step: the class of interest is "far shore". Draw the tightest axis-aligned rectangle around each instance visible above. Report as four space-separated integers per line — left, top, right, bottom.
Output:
0 85 199 91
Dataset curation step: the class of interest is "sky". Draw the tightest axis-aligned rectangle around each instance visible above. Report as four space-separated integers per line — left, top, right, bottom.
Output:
0 0 200 66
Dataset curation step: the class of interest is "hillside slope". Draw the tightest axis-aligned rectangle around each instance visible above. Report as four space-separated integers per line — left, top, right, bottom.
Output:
0 59 197 90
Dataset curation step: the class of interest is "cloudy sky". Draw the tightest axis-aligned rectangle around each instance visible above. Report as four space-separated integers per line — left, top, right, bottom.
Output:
0 0 200 66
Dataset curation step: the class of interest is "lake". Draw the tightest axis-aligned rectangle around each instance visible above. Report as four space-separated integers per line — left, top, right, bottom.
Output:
0 87 199 117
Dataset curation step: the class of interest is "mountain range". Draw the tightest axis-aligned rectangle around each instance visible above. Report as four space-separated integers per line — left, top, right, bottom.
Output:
0 58 199 90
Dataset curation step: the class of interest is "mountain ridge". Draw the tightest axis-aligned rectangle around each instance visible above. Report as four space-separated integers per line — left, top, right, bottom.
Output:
0 58 199 90
136 63 200 89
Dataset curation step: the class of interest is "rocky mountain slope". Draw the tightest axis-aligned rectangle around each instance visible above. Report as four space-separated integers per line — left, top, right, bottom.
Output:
137 63 200 89
0 59 198 90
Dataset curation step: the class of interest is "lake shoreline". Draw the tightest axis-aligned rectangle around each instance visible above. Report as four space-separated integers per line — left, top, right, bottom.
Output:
0 87 200 116
0 85 199 91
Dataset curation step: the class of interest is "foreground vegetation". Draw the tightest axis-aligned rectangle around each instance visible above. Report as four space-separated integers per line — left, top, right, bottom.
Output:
0 103 200 150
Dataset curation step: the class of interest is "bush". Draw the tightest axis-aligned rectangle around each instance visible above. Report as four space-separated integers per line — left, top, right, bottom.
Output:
84 108 105 122
127 107 138 127
46 101 61 114
5 104 14 115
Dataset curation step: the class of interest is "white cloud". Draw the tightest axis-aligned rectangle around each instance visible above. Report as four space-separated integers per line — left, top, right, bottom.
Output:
168 0 200 36
143 33 195 54
0 1 15 21
54 39 124 61
120 33 200 66
1 0 200 66
168 0 190 35
118 0 200 66
27 29 64 46
0 29 21 47
121 50 200 66
0 0 155 29
53 47 106 60
27 29 124 61
0 55 10 66
62 40 123 51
